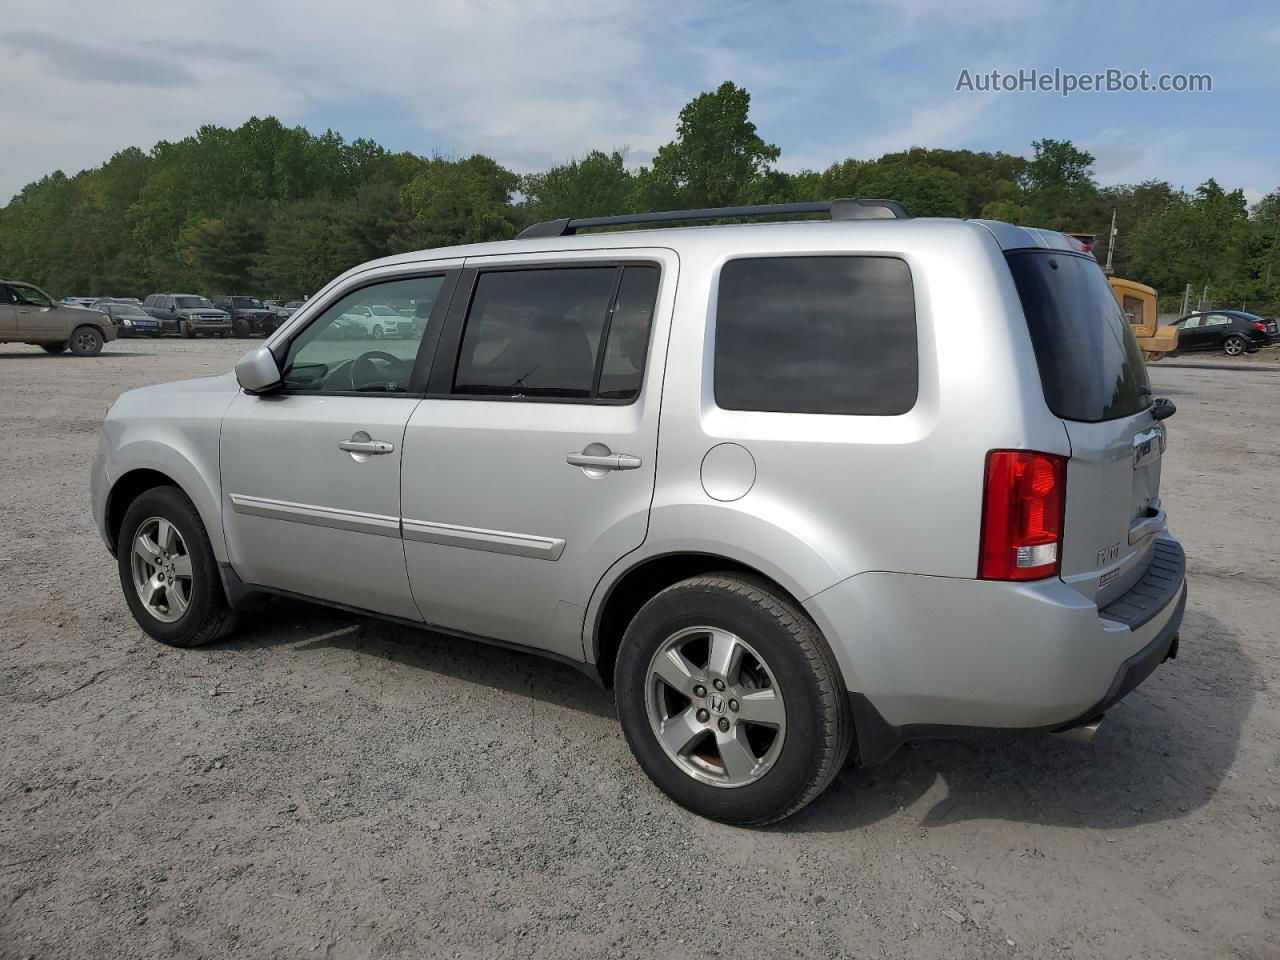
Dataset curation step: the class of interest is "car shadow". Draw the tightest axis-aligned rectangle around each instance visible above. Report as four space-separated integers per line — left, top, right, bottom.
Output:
210 596 615 720
788 608 1255 833
210 598 1253 831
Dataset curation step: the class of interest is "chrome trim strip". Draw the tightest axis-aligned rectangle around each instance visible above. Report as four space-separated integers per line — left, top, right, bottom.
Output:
401 517 565 561
228 493 401 539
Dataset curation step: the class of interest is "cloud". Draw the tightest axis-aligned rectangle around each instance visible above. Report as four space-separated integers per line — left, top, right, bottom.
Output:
0 30 196 86
0 0 1275 204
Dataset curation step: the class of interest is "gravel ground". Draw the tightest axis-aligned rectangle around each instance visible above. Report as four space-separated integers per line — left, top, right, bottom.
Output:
2 339 1278 960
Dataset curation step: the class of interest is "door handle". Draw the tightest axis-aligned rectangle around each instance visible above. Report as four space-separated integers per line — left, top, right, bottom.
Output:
339 439 395 455
566 451 642 471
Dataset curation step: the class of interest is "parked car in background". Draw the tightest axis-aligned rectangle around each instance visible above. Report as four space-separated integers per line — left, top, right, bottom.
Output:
61 296 98 309
284 300 307 311
1170 310 1278 356
92 199 1186 825
2 279 117 355
142 294 232 338
264 299 299 321
211 296 281 338
338 303 413 338
91 299 163 337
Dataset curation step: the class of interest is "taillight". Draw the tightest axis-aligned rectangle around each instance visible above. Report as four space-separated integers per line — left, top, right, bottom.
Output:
979 450 1067 581
1252 321 1266 332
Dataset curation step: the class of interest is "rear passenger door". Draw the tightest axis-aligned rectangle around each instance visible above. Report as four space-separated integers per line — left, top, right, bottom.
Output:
400 251 675 659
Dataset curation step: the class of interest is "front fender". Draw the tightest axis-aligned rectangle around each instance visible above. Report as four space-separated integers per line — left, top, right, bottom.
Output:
102 434 227 562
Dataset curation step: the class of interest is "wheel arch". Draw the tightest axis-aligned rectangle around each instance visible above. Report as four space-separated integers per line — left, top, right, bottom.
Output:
587 550 830 689
105 468 183 555
103 444 225 564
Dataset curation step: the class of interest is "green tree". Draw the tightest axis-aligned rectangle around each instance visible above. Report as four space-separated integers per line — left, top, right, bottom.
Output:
521 150 636 221
1023 138 1098 229
641 81 780 209
400 154 519 248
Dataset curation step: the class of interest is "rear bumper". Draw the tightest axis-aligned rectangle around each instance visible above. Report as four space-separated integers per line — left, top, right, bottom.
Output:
804 533 1187 763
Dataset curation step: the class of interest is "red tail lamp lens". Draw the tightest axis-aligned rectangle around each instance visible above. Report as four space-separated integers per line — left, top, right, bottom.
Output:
979 450 1067 581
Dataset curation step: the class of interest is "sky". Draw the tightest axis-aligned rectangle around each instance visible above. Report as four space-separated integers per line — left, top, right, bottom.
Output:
1 0 1277 207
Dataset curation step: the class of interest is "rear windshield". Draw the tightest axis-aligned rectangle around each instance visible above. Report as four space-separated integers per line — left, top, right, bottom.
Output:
1006 251 1151 422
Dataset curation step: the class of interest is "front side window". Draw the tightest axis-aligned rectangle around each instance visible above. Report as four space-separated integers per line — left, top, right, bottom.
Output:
714 256 918 416
1180 316 1201 329
282 275 445 394
11 284 53 308
453 264 659 402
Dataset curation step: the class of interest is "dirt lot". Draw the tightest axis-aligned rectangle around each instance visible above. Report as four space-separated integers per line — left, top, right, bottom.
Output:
2 339 1277 960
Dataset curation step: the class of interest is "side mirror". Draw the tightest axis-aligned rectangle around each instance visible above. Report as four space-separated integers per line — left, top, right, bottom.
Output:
235 346 283 394
1153 397 1176 421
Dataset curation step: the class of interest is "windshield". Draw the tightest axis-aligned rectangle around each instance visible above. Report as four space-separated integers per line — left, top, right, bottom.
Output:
175 296 214 309
114 304 149 317
233 297 264 309
371 305 398 316
1006 251 1151 423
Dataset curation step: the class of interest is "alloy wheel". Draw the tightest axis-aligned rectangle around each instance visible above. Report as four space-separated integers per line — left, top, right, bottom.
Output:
130 517 193 623
644 626 786 788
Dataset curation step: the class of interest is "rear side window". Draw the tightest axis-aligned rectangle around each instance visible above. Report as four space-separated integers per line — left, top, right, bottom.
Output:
1006 252 1150 423
714 256 917 416
453 265 658 402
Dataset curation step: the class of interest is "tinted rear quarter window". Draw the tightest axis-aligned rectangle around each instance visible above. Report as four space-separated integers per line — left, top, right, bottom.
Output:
1006 251 1150 423
714 256 917 416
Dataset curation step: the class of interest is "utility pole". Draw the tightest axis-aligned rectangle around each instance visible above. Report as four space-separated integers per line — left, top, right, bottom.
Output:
1200 285 1209 311
1182 284 1191 317
1103 208 1117 275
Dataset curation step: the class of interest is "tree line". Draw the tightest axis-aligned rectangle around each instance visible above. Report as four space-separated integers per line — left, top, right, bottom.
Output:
2 82 1277 315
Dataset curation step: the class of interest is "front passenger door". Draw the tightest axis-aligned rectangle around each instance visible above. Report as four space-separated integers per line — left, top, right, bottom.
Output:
219 266 459 618
10 283 67 341
1176 315 1204 350
0 285 16 338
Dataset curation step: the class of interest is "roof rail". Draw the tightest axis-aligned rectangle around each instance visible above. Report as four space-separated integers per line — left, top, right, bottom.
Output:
516 197 912 239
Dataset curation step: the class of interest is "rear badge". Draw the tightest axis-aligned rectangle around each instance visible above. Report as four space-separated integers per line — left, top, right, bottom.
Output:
1098 569 1119 591
1097 542 1121 567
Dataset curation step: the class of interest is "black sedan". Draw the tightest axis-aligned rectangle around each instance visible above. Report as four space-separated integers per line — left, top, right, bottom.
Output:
90 299 164 337
1170 310 1279 356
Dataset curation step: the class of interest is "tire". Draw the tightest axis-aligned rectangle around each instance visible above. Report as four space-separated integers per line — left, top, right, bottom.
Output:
180 320 194 339
116 486 238 648
1223 335 1246 356
233 318 250 338
614 573 852 825
41 342 68 354
371 324 384 340
69 326 104 356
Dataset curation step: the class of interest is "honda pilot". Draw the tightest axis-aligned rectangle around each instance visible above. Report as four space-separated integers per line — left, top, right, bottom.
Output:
91 199 1186 824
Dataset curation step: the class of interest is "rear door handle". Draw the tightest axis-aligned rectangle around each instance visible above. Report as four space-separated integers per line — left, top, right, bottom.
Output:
566 451 642 471
339 439 395 455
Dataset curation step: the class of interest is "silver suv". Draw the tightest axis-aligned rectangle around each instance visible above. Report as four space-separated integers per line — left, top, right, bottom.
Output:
91 199 1186 824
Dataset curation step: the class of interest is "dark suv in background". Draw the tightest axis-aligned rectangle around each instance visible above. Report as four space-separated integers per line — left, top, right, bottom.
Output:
142 294 232 338
212 296 282 338
1171 310 1279 356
